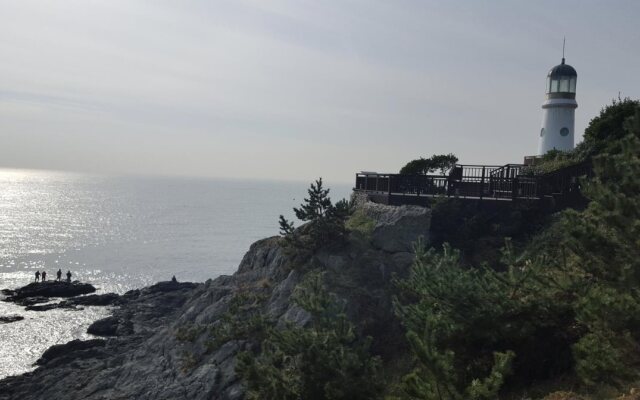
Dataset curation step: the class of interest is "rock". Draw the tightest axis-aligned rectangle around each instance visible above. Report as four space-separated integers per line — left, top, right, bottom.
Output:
71 293 120 306
26 302 78 312
19 292 119 312
0 315 24 324
36 339 106 366
360 201 431 252
14 296 51 307
4 281 96 302
87 316 119 336
147 281 198 293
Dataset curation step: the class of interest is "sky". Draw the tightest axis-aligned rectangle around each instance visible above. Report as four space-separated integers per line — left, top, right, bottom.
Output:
1 0 639 183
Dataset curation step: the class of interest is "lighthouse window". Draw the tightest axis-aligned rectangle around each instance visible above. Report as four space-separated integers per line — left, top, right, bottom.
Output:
559 77 569 92
560 127 569 136
540 128 545 137
569 77 577 93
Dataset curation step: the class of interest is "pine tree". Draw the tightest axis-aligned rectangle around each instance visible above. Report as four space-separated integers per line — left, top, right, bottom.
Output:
237 271 384 400
562 115 640 385
278 178 351 254
393 239 532 400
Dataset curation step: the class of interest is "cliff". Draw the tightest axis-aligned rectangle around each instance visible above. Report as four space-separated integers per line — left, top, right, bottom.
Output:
0 201 430 400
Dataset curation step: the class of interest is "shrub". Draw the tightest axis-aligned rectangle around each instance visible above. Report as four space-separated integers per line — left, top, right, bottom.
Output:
237 271 384 400
279 178 352 255
400 154 458 175
345 209 376 237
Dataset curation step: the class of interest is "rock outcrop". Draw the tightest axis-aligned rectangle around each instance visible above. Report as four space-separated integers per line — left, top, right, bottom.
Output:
25 293 121 312
360 201 431 252
0 199 426 400
2 281 97 305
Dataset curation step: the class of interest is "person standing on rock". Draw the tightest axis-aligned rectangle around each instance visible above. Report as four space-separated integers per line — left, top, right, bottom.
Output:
56 269 62 281
41 271 47 282
66 270 72 283
35 271 40 282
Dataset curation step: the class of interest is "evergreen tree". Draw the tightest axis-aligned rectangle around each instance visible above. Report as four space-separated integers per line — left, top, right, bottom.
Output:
392 239 560 399
578 97 640 158
400 154 458 175
562 120 640 385
237 271 384 400
278 178 351 253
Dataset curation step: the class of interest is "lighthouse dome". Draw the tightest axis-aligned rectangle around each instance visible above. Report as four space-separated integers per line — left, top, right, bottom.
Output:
546 59 577 97
547 61 577 79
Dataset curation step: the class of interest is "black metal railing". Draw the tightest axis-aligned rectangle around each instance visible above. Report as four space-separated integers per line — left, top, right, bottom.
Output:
355 161 593 203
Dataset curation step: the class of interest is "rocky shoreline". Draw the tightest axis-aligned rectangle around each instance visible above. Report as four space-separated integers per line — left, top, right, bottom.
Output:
0 202 429 400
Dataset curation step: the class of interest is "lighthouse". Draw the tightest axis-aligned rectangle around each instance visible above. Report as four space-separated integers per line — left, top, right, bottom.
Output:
538 55 578 155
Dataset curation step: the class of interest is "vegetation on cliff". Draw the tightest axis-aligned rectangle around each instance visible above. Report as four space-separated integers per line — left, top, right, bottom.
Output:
278 178 352 256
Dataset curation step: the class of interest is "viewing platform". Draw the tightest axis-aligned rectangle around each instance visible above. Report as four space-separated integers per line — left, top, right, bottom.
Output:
354 161 592 208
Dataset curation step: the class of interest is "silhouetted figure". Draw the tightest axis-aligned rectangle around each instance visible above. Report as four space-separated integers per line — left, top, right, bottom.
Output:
35 271 40 282
56 269 62 281
41 271 47 282
171 275 177 283
66 270 72 283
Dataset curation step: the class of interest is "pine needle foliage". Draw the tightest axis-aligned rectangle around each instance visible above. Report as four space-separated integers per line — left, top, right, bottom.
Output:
562 123 640 386
400 154 459 175
392 236 585 399
236 271 384 400
278 178 352 254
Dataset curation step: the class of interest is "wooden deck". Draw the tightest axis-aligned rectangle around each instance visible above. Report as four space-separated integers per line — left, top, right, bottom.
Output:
354 161 592 207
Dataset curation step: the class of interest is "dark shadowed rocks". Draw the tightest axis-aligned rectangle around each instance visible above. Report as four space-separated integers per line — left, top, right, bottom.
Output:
0 315 24 324
36 339 106 366
87 316 119 336
25 293 121 312
3 281 96 303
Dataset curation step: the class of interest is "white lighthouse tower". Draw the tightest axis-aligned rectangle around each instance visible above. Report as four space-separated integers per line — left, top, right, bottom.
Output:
538 52 578 155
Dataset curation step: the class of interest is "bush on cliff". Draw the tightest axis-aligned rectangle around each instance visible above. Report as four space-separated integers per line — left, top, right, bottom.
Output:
393 238 575 399
237 271 384 400
562 131 640 387
279 178 351 255
578 97 640 159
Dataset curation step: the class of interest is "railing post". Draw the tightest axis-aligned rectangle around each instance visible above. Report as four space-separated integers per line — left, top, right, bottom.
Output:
512 176 519 200
480 166 485 200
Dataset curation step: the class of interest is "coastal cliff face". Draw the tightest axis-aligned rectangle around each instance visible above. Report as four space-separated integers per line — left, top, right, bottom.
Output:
0 201 430 400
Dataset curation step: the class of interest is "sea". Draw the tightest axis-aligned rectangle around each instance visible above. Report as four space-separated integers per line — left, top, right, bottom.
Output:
0 168 351 379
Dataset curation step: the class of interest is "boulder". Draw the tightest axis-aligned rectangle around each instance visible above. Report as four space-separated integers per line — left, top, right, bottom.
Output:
87 316 119 336
360 201 431 253
36 339 106 366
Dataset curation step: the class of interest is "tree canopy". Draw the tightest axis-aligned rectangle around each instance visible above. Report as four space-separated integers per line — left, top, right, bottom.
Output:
399 154 458 175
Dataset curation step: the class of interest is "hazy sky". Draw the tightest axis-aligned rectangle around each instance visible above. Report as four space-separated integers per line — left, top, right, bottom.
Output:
1 1 639 183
